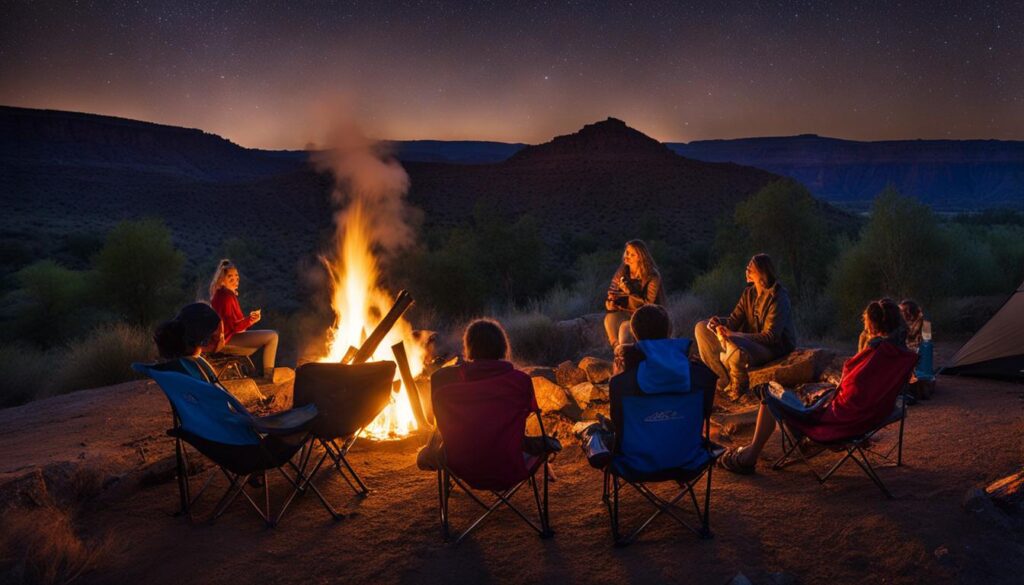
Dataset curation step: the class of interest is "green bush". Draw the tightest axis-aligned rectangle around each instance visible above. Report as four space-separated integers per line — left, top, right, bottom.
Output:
9 260 93 346
52 323 155 396
0 343 54 407
93 219 185 326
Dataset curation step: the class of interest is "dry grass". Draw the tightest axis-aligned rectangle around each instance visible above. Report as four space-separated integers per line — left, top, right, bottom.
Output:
0 507 113 585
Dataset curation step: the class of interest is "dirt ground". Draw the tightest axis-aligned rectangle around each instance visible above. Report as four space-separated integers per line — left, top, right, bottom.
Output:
9 345 1024 585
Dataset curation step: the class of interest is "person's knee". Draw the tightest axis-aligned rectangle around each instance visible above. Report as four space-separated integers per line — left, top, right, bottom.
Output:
694 321 712 345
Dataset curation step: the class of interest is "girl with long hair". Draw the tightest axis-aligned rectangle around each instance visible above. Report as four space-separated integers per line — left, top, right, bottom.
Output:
603 239 666 347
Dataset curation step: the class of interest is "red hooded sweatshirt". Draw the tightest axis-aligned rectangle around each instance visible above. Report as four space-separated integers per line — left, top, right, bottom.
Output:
209 287 253 345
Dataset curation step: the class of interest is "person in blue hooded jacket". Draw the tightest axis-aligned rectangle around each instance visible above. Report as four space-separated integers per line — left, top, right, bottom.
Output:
607 305 718 477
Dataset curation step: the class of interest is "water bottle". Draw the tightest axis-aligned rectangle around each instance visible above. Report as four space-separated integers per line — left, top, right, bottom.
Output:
915 320 934 380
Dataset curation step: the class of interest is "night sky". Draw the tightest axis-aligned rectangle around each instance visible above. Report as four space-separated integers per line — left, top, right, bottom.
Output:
1 1 1021 148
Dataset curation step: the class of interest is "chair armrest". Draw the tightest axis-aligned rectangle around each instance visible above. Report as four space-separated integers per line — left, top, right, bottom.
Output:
251 403 318 435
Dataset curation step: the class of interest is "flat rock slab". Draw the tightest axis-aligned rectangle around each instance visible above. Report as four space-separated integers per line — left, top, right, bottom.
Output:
578 357 613 384
749 348 837 388
0 380 177 513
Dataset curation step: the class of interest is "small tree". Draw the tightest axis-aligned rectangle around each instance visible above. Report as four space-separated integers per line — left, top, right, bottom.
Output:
733 179 832 295
829 187 948 327
93 219 185 326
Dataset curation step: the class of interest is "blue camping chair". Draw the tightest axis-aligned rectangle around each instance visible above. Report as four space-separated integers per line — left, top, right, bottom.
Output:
133 363 339 527
601 339 723 546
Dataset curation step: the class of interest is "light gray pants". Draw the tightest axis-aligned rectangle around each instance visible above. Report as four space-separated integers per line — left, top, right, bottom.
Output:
693 320 776 392
224 329 279 375
603 312 635 347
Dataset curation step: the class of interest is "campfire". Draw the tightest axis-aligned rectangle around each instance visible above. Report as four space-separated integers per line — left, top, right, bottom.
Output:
309 114 429 440
315 197 426 441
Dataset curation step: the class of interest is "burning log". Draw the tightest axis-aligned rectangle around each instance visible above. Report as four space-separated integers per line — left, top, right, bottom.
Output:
346 289 414 365
392 341 430 429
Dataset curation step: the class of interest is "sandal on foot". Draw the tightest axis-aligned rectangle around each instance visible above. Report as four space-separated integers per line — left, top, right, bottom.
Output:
719 447 757 475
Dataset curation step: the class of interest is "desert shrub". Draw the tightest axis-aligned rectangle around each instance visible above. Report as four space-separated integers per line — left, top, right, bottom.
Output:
0 507 111 585
92 219 185 326
691 262 746 314
397 208 547 318
9 260 94 346
662 292 710 339
51 323 154 396
0 343 54 407
500 312 581 365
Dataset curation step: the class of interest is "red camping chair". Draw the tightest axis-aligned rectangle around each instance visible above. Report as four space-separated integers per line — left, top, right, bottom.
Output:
771 342 919 498
432 370 555 544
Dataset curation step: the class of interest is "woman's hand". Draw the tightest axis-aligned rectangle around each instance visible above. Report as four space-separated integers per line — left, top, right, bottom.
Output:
249 309 261 324
617 276 631 293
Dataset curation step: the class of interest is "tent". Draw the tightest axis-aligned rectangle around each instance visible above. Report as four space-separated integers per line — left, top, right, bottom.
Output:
941 279 1024 380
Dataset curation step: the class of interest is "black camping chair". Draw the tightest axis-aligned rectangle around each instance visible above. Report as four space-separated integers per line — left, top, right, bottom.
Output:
602 359 722 547
204 352 257 381
292 361 397 502
431 374 557 544
771 384 912 499
134 364 340 527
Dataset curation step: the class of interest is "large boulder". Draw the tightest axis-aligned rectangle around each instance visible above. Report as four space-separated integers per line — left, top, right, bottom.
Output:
578 357 614 384
749 348 836 388
531 376 570 412
522 366 557 384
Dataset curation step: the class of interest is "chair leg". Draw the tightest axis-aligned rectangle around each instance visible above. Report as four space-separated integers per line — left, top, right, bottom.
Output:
849 447 894 499
700 465 714 539
897 415 906 467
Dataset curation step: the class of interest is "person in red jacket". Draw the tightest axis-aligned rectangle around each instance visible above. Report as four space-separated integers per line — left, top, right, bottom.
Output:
206 259 279 379
719 299 918 475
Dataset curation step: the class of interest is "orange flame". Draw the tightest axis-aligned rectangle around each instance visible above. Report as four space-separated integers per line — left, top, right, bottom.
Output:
317 198 424 440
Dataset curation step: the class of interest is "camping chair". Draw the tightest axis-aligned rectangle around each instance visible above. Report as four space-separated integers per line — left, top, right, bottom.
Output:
292 361 397 500
771 383 912 499
432 376 556 544
204 351 256 381
133 364 339 527
602 341 722 547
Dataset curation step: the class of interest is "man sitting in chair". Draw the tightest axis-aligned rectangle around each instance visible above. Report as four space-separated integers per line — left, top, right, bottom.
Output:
719 299 918 475
417 318 547 471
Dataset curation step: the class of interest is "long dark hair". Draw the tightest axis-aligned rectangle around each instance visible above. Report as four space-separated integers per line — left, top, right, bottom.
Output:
749 253 778 288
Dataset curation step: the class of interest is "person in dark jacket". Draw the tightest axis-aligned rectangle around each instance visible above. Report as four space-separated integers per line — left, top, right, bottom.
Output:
153 303 223 383
604 239 666 348
693 254 797 400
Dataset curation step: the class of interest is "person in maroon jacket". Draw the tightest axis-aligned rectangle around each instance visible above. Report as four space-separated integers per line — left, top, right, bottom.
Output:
206 259 278 379
416 318 540 472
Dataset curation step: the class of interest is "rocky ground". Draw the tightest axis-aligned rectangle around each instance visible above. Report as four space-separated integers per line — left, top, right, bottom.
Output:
1 343 1022 584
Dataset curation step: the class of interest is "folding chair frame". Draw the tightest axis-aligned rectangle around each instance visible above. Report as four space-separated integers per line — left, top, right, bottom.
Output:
205 353 257 381
771 389 909 499
299 432 372 501
602 459 715 546
601 408 720 547
436 411 554 544
170 426 342 527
